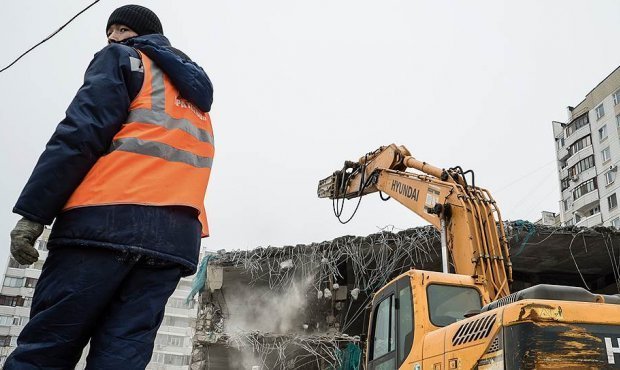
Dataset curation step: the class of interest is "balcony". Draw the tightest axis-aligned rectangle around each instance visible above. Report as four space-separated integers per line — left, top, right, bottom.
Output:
8 325 22 336
153 344 191 355
164 306 196 317
0 287 23 297
0 307 14 316
566 145 594 169
159 325 193 336
24 269 40 279
560 166 569 180
572 190 600 213
5 268 25 278
567 166 597 189
557 145 570 161
565 124 591 147
575 212 603 228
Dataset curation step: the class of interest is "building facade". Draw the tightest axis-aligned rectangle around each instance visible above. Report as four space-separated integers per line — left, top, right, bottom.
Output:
0 228 50 366
147 274 197 370
0 229 198 369
553 66 620 228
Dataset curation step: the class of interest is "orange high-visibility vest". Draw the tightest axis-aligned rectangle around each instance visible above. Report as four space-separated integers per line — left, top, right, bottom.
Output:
63 52 214 237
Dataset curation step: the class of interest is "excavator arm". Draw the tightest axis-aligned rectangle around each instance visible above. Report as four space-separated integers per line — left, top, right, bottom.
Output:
318 144 512 301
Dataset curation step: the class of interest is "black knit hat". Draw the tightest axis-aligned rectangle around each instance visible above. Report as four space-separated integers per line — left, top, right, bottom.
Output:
106 5 163 36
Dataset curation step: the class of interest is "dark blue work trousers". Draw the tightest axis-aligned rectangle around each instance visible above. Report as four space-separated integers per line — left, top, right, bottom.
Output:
4 246 183 370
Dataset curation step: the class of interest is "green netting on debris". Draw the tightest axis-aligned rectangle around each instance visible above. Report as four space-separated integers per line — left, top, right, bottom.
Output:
511 219 536 256
336 343 361 370
186 254 215 303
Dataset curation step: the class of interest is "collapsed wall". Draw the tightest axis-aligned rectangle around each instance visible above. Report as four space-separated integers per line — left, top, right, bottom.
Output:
189 222 620 369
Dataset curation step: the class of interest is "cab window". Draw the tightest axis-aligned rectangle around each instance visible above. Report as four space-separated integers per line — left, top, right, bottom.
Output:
398 282 413 364
427 284 482 327
371 295 395 360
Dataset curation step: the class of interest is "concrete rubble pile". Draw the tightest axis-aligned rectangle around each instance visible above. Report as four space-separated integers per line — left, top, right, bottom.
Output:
189 222 620 369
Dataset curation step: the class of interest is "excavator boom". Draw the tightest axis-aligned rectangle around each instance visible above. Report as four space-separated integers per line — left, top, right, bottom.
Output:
318 144 512 301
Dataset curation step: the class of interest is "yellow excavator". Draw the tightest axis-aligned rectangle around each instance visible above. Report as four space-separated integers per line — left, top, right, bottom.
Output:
318 144 620 369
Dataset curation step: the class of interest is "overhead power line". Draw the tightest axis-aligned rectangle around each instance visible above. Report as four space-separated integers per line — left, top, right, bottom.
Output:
0 0 101 74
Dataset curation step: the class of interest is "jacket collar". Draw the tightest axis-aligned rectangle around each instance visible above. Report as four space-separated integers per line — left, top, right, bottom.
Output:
122 35 213 112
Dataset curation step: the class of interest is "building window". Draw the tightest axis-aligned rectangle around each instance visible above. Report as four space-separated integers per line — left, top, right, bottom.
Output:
561 177 570 191
0 316 12 327
11 317 25 326
151 352 164 364
565 113 590 137
167 298 195 309
7 258 26 269
162 316 190 327
602 147 611 163
168 335 183 347
163 354 190 366
8 258 43 270
32 260 44 270
0 295 24 307
573 178 597 200
617 114 620 128
568 135 591 156
614 89 620 105
599 125 608 141
612 218 620 229
23 297 32 308
14 316 28 326
151 352 190 366
608 193 618 210
3 277 24 288
0 336 11 348
563 199 569 211
587 205 600 216
606 171 616 185
568 155 595 177
596 103 605 120
24 278 37 289
37 239 48 251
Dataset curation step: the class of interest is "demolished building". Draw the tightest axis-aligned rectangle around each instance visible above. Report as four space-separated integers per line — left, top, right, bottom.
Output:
189 222 620 369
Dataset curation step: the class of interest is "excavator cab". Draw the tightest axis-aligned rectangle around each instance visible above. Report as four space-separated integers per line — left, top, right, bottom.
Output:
367 270 620 369
367 270 487 370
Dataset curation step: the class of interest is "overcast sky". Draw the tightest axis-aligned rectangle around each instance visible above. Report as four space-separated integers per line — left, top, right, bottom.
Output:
1 1 619 265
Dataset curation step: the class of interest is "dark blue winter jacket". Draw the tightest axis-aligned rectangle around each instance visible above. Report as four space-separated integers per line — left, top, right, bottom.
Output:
13 35 213 275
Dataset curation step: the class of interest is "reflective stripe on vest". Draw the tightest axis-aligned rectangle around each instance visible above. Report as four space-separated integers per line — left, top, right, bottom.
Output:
63 52 214 237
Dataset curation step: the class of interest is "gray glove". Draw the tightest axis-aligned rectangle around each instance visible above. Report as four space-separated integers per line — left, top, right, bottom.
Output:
10 218 44 265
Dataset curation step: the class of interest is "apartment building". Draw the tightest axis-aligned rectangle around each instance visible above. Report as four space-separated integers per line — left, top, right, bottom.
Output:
148 274 198 369
0 228 50 366
0 228 199 369
553 66 620 227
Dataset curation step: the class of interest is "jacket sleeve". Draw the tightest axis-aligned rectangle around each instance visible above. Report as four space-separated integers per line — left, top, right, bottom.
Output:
13 44 141 224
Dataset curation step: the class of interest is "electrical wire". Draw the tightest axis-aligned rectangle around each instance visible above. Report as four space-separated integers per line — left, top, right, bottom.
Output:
0 0 101 74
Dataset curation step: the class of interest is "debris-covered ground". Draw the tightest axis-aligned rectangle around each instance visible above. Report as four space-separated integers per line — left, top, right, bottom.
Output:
190 222 620 369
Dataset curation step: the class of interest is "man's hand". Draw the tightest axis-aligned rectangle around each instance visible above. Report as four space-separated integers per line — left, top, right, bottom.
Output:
10 218 44 265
